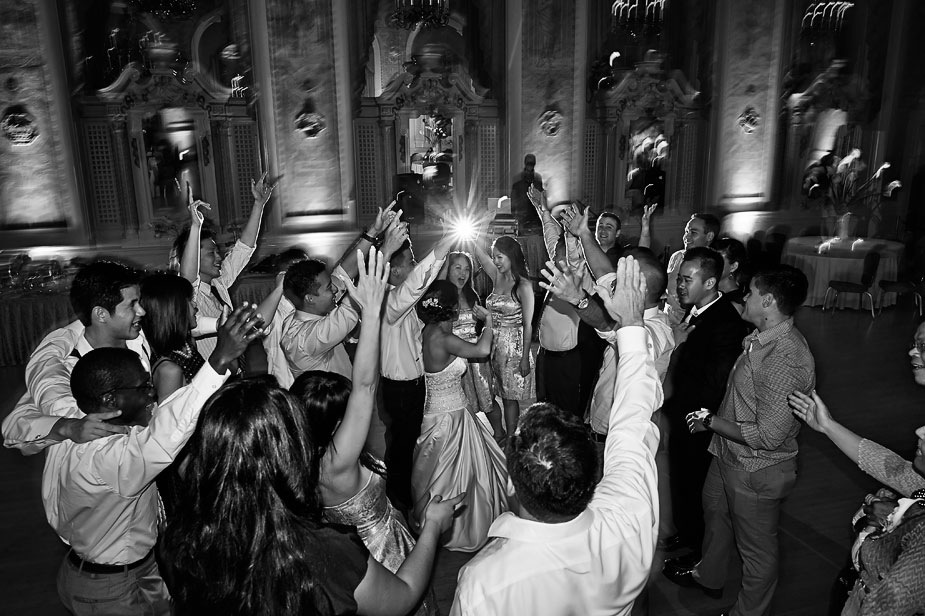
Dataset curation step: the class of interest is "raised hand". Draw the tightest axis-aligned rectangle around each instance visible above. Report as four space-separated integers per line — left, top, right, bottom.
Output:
187 182 211 227
560 203 590 238
539 259 584 306
422 492 467 535
250 171 278 208
210 303 266 373
368 200 398 237
641 203 657 227
527 184 547 210
593 256 646 327
686 409 710 434
338 246 390 315
787 390 832 433
380 214 409 258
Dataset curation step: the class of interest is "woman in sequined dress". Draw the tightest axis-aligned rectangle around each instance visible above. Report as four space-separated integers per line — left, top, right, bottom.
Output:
443 251 504 437
290 249 438 615
473 236 536 439
411 280 515 552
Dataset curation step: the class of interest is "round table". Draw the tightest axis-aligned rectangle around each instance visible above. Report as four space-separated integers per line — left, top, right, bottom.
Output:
780 236 904 309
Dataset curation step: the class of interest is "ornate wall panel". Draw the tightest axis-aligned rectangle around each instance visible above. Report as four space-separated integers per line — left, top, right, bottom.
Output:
582 121 602 207
230 122 260 221
354 121 383 227
477 123 499 200
82 121 122 230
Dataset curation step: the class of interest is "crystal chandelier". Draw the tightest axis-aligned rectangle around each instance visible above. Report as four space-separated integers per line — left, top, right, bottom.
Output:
388 0 450 31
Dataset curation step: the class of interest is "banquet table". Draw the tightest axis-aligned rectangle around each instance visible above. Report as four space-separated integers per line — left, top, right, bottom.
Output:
780 236 904 310
0 273 279 368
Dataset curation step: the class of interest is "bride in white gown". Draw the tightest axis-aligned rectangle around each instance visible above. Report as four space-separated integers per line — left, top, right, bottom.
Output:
411 280 516 552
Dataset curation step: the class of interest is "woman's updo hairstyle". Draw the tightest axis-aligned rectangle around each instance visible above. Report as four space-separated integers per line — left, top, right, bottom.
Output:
416 279 459 324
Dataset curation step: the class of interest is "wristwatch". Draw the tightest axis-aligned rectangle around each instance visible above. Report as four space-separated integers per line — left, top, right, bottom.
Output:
701 411 714 430
575 291 590 310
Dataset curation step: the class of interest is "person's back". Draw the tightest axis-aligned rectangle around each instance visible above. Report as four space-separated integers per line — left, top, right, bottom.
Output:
451 257 662 616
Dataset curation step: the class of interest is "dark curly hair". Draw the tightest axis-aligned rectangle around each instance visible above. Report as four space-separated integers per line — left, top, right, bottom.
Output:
506 402 598 521
415 279 459 324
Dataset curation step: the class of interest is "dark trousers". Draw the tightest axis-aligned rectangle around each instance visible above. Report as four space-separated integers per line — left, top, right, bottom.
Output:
381 376 426 509
668 412 714 550
577 321 607 416
536 346 582 418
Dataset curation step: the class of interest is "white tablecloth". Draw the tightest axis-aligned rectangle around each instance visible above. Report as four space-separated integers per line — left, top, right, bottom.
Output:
781 237 904 309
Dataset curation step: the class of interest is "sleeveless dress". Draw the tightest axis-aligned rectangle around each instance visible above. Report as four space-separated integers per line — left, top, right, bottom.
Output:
486 292 535 400
452 309 496 414
323 469 437 616
410 356 515 552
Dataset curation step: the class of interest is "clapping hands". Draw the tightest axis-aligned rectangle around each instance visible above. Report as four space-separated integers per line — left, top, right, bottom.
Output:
593 256 646 328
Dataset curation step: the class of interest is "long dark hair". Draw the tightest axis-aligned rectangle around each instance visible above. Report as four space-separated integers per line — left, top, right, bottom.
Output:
711 237 750 291
445 251 480 310
140 273 195 356
290 371 387 477
163 378 328 615
491 235 529 303
416 280 460 324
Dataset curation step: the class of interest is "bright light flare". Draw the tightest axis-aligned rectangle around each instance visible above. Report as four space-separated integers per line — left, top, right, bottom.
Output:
449 214 478 242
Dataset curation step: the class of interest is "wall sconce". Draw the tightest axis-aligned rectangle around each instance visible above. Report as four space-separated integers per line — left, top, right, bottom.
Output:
1 104 39 146
539 107 563 138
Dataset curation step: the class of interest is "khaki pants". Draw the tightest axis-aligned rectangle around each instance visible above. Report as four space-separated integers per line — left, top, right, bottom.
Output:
693 458 797 616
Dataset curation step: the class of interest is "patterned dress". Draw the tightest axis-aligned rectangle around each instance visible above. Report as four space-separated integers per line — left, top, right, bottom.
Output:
323 468 437 616
452 308 496 414
486 292 535 400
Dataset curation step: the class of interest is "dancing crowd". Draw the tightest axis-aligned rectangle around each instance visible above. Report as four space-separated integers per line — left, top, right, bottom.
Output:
3 175 924 616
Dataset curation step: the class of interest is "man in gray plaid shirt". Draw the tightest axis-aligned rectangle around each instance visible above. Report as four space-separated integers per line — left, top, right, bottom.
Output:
665 265 815 616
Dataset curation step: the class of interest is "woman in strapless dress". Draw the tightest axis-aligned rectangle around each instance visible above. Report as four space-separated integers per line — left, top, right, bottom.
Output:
443 251 504 438
411 280 516 552
290 249 438 614
473 236 536 439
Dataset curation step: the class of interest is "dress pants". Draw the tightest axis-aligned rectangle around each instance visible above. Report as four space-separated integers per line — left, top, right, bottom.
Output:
536 346 582 418
668 412 713 549
693 457 798 616
577 321 606 416
57 552 170 616
381 375 426 509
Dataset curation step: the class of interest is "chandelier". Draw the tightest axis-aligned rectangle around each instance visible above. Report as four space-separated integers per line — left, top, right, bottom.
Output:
388 0 450 31
611 0 666 37
801 2 854 33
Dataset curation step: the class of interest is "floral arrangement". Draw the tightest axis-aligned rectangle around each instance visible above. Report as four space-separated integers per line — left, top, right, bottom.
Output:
803 148 901 218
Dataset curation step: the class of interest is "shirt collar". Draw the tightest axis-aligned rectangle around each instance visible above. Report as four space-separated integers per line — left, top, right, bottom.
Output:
487 508 594 542
293 309 325 321
746 317 794 348
690 291 723 318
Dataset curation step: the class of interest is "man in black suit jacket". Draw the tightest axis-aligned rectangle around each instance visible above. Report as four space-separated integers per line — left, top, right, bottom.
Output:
663 246 750 563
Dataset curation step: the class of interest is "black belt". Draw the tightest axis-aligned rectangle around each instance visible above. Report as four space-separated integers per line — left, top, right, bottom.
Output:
590 430 607 444
67 549 153 574
540 347 578 358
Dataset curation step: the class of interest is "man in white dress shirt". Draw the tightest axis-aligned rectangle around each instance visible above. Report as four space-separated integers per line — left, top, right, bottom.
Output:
452 256 661 616
2 261 149 455
380 233 453 509
52 308 256 615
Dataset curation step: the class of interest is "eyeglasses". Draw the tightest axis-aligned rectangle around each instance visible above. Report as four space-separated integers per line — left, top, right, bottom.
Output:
911 341 925 353
101 381 155 397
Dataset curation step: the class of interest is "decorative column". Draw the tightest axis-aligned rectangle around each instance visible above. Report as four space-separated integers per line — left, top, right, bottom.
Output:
601 119 620 211
508 0 589 204
110 113 140 239
379 118 396 201
708 0 787 211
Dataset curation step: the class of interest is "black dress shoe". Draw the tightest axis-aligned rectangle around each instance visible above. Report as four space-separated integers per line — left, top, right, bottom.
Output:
661 567 723 600
664 553 700 574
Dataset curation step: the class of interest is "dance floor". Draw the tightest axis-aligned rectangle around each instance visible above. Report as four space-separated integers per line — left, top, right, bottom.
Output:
2 301 922 615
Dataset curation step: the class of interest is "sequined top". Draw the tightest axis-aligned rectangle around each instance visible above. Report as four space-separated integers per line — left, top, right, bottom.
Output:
152 338 205 383
486 292 524 329
424 356 469 415
453 309 479 341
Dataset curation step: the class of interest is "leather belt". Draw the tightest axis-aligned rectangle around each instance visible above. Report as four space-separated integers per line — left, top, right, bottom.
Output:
590 430 607 444
67 549 153 575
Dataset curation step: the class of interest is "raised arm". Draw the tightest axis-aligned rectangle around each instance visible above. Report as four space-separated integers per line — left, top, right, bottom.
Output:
337 201 400 280
253 273 286 327
385 238 450 324
518 277 534 377
540 259 614 332
637 204 656 249
788 390 861 463
527 184 560 259
442 307 493 359
562 205 614 279
325 248 389 476
471 239 498 282
239 172 276 248
180 190 207 284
